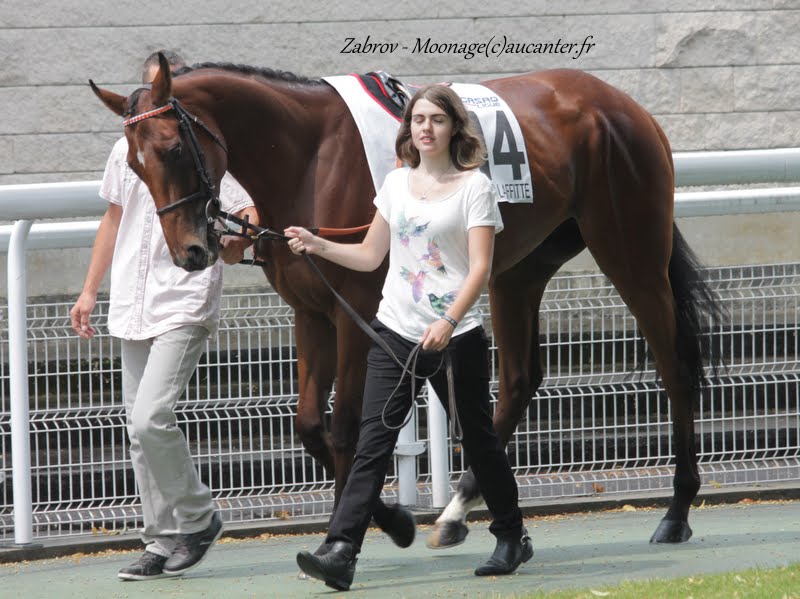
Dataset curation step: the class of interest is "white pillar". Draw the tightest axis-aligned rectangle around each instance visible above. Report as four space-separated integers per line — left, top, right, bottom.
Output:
426 381 450 508
394 408 425 506
8 220 34 545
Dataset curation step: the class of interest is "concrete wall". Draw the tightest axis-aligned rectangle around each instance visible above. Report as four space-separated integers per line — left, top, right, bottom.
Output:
1 1 799 296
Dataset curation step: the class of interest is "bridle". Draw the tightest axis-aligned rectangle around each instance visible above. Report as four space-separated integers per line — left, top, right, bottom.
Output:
124 97 228 223
124 97 291 244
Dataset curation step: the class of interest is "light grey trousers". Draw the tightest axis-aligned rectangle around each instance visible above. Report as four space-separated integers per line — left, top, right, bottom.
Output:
121 325 215 557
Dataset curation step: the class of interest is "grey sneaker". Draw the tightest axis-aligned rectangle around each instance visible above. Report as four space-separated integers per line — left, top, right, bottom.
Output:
118 551 176 581
163 512 224 575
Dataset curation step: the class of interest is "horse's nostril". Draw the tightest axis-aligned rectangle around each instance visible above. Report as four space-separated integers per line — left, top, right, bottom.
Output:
186 245 209 270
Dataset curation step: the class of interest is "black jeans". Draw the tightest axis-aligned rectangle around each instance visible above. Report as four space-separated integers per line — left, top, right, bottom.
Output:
326 320 522 551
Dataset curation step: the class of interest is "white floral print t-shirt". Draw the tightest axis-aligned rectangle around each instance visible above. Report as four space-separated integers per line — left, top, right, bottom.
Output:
373 167 503 342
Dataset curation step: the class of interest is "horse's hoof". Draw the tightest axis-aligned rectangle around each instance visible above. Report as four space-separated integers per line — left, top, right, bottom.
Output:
649 518 693 543
380 504 416 548
426 520 469 549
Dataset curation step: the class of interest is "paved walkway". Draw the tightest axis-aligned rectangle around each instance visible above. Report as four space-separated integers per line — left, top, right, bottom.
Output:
2 501 799 598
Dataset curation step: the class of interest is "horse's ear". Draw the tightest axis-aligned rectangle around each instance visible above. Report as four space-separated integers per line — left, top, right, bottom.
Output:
150 52 173 106
89 80 126 116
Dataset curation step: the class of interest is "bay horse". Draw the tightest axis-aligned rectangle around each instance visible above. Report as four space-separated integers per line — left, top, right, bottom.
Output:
90 53 721 549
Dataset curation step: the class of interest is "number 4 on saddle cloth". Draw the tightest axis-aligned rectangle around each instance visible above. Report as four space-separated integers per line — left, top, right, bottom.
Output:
324 72 534 203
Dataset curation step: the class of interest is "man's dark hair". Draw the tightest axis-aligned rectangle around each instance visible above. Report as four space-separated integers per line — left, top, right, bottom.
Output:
142 49 186 83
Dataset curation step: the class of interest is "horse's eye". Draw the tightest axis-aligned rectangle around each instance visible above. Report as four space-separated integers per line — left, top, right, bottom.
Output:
168 144 182 159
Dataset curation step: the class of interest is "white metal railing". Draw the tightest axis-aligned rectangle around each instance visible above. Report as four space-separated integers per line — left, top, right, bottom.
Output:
3 264 797 541
2 148 800 545
0 181 106 221
4 185 800 253
4 147 800 251
673 148 800 187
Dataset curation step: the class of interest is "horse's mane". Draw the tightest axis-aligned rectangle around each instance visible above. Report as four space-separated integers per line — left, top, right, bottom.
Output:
173 62 326 86
124 63 324 115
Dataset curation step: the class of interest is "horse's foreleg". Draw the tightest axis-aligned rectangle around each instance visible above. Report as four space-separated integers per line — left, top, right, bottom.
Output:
293 312 337 479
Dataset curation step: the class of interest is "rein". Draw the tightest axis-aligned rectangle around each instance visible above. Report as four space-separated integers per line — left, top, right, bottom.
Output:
216 209 372 246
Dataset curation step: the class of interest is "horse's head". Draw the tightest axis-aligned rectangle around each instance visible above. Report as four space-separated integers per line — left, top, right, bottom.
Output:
90 53 227 271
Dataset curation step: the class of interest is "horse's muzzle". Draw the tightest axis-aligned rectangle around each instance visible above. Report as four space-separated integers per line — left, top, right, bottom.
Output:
183 244 212 271
173 230 218 271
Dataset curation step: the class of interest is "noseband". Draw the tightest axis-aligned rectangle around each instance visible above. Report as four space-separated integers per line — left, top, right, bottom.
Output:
123 98 228 222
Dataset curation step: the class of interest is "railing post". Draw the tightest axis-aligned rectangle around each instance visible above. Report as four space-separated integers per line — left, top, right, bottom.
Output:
395 416 425 506
426 381 450 508
8 219 35 546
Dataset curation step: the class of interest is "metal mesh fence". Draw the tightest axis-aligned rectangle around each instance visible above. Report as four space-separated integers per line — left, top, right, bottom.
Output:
1 263 798 540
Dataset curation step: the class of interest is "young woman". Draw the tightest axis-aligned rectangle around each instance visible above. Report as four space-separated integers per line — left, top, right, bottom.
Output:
285 84 532 591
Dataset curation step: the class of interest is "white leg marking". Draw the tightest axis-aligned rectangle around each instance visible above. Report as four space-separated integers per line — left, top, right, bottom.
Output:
436 494 484 524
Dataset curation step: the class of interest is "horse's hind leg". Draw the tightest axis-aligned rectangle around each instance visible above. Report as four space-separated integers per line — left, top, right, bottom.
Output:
579 206 701 543
428 222 586 549
597 259 698 542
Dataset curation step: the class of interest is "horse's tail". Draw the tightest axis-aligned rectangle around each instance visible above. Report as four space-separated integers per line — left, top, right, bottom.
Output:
618 113 724 392
667 224 726 391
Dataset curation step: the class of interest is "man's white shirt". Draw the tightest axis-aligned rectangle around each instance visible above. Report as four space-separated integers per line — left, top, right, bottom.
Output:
101 137 253 339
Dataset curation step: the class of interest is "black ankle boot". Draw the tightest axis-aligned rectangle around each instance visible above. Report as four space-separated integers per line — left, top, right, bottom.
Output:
297 540 357 591
474 527 534 576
